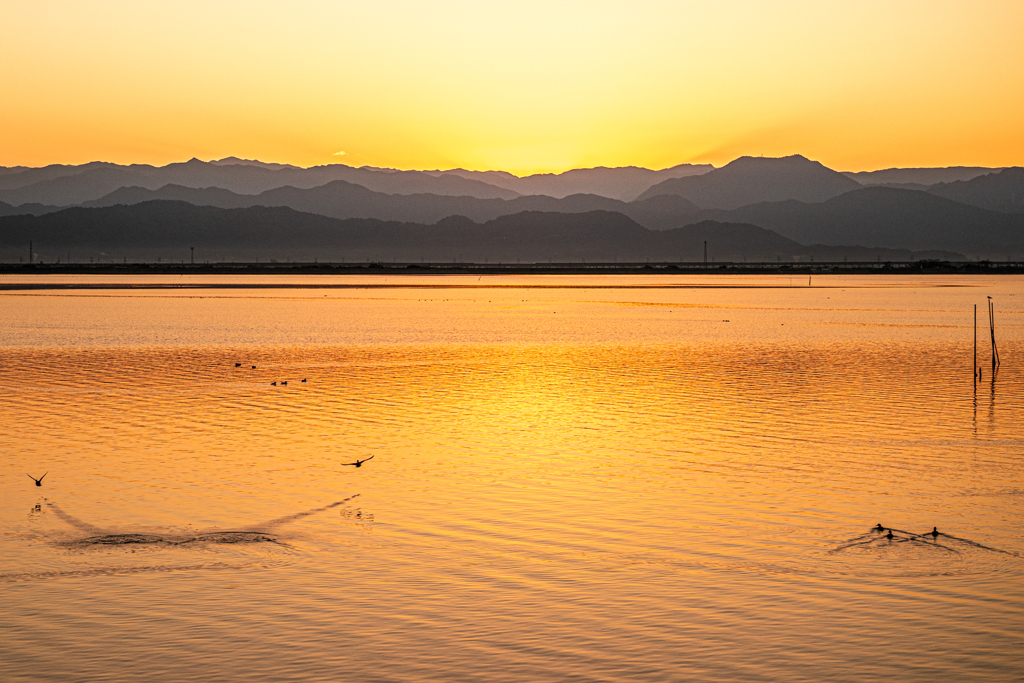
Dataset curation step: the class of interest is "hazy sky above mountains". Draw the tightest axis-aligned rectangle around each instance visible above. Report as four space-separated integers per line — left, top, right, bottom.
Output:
2 1 1022 174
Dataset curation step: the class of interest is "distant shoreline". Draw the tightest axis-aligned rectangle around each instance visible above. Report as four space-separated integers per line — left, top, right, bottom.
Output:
0 260 1022 287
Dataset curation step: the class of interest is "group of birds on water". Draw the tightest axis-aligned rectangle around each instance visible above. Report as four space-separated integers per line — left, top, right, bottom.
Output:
234 361 307 387
832 523 1020 557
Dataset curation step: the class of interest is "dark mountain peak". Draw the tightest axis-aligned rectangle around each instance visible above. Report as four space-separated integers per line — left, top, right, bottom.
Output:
637 155 859 208
845 166 1004 186
723 154 813 169
210 157 300 171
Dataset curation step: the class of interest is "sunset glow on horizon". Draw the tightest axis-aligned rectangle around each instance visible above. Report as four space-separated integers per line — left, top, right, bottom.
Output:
3 0 1023 174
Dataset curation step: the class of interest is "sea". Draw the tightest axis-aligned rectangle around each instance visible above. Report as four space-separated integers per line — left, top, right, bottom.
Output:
1 274 1022 682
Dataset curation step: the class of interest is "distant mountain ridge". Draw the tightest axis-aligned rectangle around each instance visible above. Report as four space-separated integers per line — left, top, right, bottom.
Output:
0 159 521 206
844 167 1002 186
80 181 703 231
0 160 715 207
2 155 1022 258
424 164 714 201
927 168 1024 213
208 157 301 171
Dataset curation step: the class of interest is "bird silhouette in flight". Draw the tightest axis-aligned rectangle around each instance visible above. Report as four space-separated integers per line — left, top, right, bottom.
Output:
28 473 47 486
342 456 374 468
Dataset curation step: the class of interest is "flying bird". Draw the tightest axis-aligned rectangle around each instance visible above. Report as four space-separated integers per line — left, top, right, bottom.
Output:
341 456 374 468
28 473 47 486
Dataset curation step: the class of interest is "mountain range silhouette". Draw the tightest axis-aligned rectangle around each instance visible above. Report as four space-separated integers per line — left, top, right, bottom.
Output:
1 155 1022 260
0 201 964 264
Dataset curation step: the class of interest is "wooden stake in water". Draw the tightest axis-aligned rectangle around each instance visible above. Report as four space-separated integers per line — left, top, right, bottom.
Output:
988 297 1001 369
974 304 978 383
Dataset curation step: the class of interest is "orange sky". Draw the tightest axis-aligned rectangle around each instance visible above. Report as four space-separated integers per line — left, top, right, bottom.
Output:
2 1 1022 174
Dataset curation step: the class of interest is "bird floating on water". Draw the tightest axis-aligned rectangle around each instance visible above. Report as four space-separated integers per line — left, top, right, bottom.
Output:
235 363 242 367
301 378 307 383
342 456 374 468
885 530 894 540
874 523 884 532
929 527 939 538
270 381 277 386
281 381 288 386
27 473 47 487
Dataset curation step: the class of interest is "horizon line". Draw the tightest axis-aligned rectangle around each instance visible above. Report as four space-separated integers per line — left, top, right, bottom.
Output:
0 154 1016 177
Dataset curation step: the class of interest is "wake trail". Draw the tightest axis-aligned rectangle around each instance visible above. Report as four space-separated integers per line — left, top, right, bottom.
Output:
940 533 1021 557
241 495 359 533
45 496 360 544
48 503 107 536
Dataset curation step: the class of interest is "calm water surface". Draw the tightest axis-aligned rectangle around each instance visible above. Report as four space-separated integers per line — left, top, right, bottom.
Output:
1 275 1022 682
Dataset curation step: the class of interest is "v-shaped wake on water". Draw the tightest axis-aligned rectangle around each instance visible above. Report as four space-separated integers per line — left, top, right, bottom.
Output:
46 495 359 548
830 525 1021 557
2 496 363 582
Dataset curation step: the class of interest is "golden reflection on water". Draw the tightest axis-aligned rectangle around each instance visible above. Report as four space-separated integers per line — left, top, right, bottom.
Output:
1 275 1022 682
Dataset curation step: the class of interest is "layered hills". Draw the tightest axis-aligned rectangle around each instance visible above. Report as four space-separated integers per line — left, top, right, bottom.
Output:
77 181 702 231
0 202 952 264
927 168 1024 213
687 187 1024 254
0 158 716 207
0 159 520 206
2 155 1022 260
